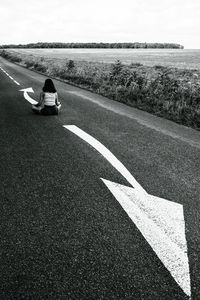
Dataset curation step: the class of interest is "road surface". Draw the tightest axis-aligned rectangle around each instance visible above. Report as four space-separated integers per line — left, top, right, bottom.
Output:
0 57 200 299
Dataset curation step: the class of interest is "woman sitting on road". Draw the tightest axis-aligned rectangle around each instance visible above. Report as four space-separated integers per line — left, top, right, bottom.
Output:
32 78 61 115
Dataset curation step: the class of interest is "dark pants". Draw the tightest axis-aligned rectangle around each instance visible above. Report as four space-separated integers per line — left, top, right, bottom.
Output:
32 105 58 115
40 105 58 115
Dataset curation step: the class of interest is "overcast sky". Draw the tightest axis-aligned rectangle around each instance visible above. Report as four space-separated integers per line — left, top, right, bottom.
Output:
0 0 200 48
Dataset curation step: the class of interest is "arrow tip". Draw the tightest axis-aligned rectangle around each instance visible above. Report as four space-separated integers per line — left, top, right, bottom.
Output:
19 87 34 93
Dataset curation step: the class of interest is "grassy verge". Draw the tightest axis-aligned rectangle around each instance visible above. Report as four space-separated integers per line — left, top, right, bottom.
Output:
1 49 200 130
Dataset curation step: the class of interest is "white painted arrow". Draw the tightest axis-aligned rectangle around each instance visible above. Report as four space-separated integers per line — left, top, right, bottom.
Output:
63 125 191 298
63 125 147 198
19 87 38 105
102 179 191 297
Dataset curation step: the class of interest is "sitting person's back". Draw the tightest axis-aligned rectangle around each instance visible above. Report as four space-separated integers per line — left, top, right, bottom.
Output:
44 92 57 106
32 79 61 115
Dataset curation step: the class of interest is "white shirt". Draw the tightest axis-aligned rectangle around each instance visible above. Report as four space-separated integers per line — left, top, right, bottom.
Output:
44 92 57 106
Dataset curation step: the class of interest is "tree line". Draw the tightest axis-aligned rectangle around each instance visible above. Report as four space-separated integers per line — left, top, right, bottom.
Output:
0 42 184 49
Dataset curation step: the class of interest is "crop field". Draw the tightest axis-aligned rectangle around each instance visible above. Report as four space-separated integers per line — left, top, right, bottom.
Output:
10 48 200 69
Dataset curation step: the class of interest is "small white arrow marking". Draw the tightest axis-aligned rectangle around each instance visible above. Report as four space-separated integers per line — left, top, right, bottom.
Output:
63 125 191 297
19 87 38 105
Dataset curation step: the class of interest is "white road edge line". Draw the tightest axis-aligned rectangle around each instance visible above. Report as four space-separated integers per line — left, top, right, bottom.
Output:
14 80 20 86
0 67 20 86
63 125 147 196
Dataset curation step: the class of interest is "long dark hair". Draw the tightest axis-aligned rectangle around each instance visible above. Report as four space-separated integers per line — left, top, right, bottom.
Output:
42 78 57 93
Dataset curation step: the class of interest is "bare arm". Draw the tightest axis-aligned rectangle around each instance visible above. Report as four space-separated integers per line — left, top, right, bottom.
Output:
37 92 45 106
55 92 61 106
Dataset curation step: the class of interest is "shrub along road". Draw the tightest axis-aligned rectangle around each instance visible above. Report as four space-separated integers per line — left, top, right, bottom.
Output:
0 57 200 299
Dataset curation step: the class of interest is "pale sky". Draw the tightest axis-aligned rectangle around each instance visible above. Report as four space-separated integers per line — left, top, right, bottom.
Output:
0 0 200 48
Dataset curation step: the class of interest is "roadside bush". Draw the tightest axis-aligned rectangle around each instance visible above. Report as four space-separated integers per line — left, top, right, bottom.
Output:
0 50 10 59
10 56 22 63
33 63 48 73
130 62 143 67
25 60 35 68
110 59 123 78
66 59 75 71
0 50 22 63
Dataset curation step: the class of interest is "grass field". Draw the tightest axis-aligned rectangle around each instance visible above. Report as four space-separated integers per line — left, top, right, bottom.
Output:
10 48 200 69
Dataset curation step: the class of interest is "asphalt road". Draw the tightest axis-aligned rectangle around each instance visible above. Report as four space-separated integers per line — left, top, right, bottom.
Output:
0 57 200 299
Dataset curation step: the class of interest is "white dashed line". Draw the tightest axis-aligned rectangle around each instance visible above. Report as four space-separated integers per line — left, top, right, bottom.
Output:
0 66 20 86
